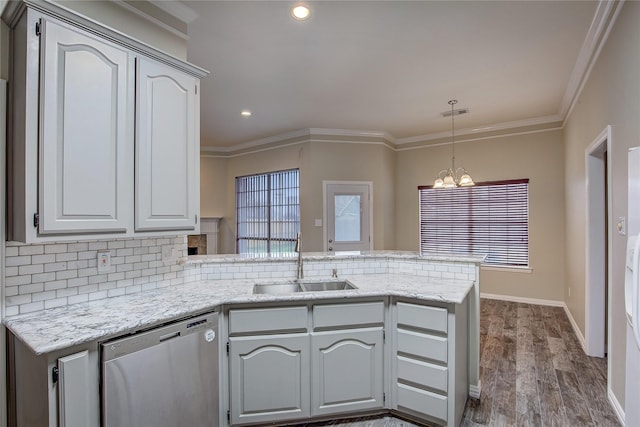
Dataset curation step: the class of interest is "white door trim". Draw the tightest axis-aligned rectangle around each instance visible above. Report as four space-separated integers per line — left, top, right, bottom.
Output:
1 79 8 427
322 181 373 252
584 125 612 363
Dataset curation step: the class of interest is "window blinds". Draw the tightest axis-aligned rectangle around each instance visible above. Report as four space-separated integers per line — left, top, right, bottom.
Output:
418 179 529 267
236 169 300 255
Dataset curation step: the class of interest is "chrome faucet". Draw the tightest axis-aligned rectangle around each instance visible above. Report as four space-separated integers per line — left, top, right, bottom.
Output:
295 231 304 280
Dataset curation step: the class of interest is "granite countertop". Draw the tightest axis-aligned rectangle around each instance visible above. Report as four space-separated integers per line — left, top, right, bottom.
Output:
184 250 486 264
4 274 474 355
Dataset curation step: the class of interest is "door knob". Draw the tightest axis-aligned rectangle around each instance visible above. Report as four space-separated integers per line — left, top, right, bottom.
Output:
329 239 333 243
329 247 333 251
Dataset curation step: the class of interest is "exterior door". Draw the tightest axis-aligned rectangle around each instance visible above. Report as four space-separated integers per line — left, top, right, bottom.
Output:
324 182 372 252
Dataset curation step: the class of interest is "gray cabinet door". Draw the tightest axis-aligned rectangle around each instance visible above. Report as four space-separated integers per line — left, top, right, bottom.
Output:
135 57 199 231
310 328 384 417
39 18 131 235
229 334 310 425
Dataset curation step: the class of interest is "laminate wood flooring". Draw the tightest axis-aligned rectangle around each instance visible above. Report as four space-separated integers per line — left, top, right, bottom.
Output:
293 299 619 427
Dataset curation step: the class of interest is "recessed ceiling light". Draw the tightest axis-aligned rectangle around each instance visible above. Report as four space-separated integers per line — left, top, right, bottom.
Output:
241 110 252 117
291 4 310 20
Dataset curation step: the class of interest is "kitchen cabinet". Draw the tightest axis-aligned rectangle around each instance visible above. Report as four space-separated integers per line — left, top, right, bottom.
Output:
310 302 385 417
7 333 100 427
228 334 311 425
228 306 310 425
391 299 469 427
3 3 207 242
135 57 199 231
226 300 386 425
39 18 132 236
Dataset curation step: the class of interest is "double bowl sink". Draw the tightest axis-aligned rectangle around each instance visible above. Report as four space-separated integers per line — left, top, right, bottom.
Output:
253 280 357 295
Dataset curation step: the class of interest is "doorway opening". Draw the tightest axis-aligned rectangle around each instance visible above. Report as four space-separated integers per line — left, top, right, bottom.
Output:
585 126 612 364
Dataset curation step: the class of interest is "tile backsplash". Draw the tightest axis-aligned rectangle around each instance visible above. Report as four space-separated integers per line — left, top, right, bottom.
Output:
4 242 478 318
4 235 198 316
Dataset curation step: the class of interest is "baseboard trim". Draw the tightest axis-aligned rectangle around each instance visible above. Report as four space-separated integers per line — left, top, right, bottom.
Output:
561 303 587 354
608 386 625 426
468 382 481 399
480 293 564 307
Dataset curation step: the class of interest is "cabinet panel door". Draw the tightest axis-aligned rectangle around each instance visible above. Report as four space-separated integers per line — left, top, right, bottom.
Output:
58 351 90 427
311 328 384 417
135 57 198 231
229 334 310 425
39 19 131 234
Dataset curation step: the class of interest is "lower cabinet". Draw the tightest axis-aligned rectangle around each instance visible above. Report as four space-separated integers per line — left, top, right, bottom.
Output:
311 328 384 416
228 334 310 425
392 298 469 427
227 301 386 426
7 333 100 427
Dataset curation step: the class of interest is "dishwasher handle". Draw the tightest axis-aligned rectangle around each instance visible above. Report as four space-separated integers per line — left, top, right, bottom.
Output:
159 331 180 342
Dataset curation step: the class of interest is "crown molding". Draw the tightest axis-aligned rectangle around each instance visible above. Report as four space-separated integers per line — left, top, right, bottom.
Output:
112 0 189 41
150 0 198 24
199 0 620 156
394 114 562 146
560 0 624 123
201 128 396 155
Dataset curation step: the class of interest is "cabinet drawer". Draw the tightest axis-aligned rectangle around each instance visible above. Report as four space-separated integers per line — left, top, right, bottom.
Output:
397 355 448 393
229 307 307 335
397 329 447 363
397 302 447 333
313 302 384 330
397 383 448 422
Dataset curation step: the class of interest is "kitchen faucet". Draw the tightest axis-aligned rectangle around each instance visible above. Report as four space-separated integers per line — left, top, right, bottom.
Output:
295 231 304 280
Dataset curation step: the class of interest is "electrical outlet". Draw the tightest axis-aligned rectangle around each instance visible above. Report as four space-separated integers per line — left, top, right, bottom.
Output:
617 216 626 235
162 246 176 261
97 251 111 273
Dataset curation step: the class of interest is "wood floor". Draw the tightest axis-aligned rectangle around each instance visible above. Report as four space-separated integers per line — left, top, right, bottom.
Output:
297 298 620 427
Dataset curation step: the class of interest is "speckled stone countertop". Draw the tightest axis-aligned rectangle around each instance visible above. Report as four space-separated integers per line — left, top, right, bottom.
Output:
184 250 486 264
4 274 474 355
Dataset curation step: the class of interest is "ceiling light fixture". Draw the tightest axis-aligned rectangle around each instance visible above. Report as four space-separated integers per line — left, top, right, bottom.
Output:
240 110 252 117
433 100 475 189
291 4 310 20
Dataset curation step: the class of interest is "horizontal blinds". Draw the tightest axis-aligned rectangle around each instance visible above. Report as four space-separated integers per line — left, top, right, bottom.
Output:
419 179 529 267
236 169 300 255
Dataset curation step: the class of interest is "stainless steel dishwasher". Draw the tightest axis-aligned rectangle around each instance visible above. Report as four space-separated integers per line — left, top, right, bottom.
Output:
101 312 219 427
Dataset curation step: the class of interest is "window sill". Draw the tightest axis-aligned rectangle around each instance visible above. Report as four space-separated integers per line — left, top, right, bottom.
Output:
481 265 532 274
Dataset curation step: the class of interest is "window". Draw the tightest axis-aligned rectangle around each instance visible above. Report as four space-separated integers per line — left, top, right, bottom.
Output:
418 179 529 267
236 169 300 255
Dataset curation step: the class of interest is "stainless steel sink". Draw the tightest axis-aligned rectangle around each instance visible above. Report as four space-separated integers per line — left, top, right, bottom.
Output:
253 283 301 295
299 281 357 292
252 280 357 295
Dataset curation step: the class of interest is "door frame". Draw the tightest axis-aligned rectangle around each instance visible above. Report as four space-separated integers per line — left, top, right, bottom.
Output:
322 181 373 252
584 125 612 362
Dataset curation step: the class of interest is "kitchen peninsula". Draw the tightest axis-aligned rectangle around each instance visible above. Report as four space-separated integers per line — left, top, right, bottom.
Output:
6 251 482 427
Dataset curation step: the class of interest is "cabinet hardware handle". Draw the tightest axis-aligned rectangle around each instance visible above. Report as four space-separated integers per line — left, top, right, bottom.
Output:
51 366 59 384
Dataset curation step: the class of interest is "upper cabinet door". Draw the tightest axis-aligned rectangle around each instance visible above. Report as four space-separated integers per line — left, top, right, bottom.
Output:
135 57 199 231
39 19 132 235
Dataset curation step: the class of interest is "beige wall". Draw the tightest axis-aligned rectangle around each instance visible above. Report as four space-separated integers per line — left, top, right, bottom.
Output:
200 155 227 218
202 140 396 254
395 130 566 302
56 0 187 58
563 0 640 409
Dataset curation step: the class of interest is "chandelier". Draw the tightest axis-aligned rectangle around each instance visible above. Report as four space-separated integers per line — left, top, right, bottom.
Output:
433 100 475 188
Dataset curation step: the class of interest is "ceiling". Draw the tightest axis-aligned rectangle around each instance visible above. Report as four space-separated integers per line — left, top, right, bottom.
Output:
183 1 604 150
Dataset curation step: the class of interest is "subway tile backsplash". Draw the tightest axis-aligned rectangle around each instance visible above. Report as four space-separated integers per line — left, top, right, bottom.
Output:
4 236 200 316
4 241 477 317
